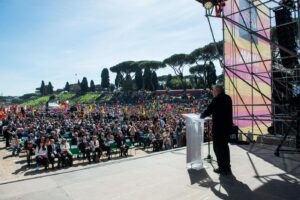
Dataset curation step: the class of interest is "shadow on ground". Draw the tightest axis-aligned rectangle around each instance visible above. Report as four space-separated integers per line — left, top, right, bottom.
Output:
189 168 300 200
239 143 300 179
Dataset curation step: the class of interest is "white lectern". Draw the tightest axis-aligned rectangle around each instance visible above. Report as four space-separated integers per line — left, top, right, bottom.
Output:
183 113 204 170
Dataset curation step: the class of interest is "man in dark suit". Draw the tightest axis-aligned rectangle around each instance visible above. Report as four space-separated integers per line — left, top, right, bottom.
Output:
201 85 233 175
79 136 92 164
115 131 129 157
47 139 62 169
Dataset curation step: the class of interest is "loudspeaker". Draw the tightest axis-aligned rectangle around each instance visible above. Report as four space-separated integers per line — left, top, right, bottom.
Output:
274 8 298 69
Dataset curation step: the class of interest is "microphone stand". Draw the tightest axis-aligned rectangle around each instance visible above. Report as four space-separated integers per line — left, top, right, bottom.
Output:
204 119 214 163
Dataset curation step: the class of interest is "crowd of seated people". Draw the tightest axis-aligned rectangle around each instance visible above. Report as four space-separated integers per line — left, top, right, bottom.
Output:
0 96 209 171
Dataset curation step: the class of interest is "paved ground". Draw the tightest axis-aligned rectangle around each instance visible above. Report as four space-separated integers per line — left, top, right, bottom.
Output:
0 137 149 181
0 143 299 200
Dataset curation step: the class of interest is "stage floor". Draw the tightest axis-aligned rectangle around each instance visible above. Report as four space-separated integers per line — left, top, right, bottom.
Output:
0 143 299 200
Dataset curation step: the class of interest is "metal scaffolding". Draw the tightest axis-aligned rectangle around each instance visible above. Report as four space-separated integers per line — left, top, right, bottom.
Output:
202 0 300 140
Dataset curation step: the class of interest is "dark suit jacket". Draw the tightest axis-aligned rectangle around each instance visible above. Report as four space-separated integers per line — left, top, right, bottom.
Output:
115 136 126 148
201 92 233 136
47 144 57 156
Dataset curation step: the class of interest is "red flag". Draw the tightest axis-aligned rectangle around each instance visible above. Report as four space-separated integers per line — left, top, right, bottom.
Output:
0 112 5 119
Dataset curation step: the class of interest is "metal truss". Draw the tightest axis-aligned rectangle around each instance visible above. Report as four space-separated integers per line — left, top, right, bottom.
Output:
204 0 300 136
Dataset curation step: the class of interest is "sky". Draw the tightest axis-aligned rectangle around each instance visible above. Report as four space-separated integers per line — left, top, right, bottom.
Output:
0 0 222 96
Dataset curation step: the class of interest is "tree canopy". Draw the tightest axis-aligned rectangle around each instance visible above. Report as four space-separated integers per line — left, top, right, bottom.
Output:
101 68 110 89
138 61 165 71
163 53 190 91
80 77 89 93
64 82 70 92
33 41 224 95
90 80 96 92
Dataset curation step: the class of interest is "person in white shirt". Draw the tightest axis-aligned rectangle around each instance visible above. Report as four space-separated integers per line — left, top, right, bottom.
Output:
35 142 49 170
60 138 73 167
90 135 101 162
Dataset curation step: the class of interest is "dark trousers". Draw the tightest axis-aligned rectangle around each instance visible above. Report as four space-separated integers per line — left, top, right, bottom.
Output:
119 145 129 156
81 149 92 163
61 153 73 166
153 140 163 151
213 134 230 172
48 153 62 168
26 150 35 166
101 145 111 159
5 136 10 147
36 156 49 169
92 147 102 162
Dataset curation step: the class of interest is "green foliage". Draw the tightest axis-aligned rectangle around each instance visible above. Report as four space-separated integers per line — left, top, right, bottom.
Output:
189 41 223 64
169 78 192 90
157 75 169 82
138 61 165 70
80 77 89 93
217 73 224 85
40 81 46 96
110 61 138 75
20 96 50 107
143 67 153 91
101 68 110 88
20 93 38 101
77 94 100 103
166 74 173 89
163 54 189 71
189 62 217 88
90 80 96 92
152 71 159 90
115 71 123 88
30 41 224 94
110 84 115 92
103 94 112 102
64 82 70 92
207 62 217 87
122 74 133 91
49 95 55 101
135 68 144 90
163 53 189 90
47 82 54 95
57 93 76 101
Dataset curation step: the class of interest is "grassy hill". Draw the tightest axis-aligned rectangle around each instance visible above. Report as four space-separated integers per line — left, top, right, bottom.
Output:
19 93 106 107
20 96 50 107
76 94 101 104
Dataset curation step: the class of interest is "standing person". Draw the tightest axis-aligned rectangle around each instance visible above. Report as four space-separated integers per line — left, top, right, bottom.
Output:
3 126 12 148
201 85 233 175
